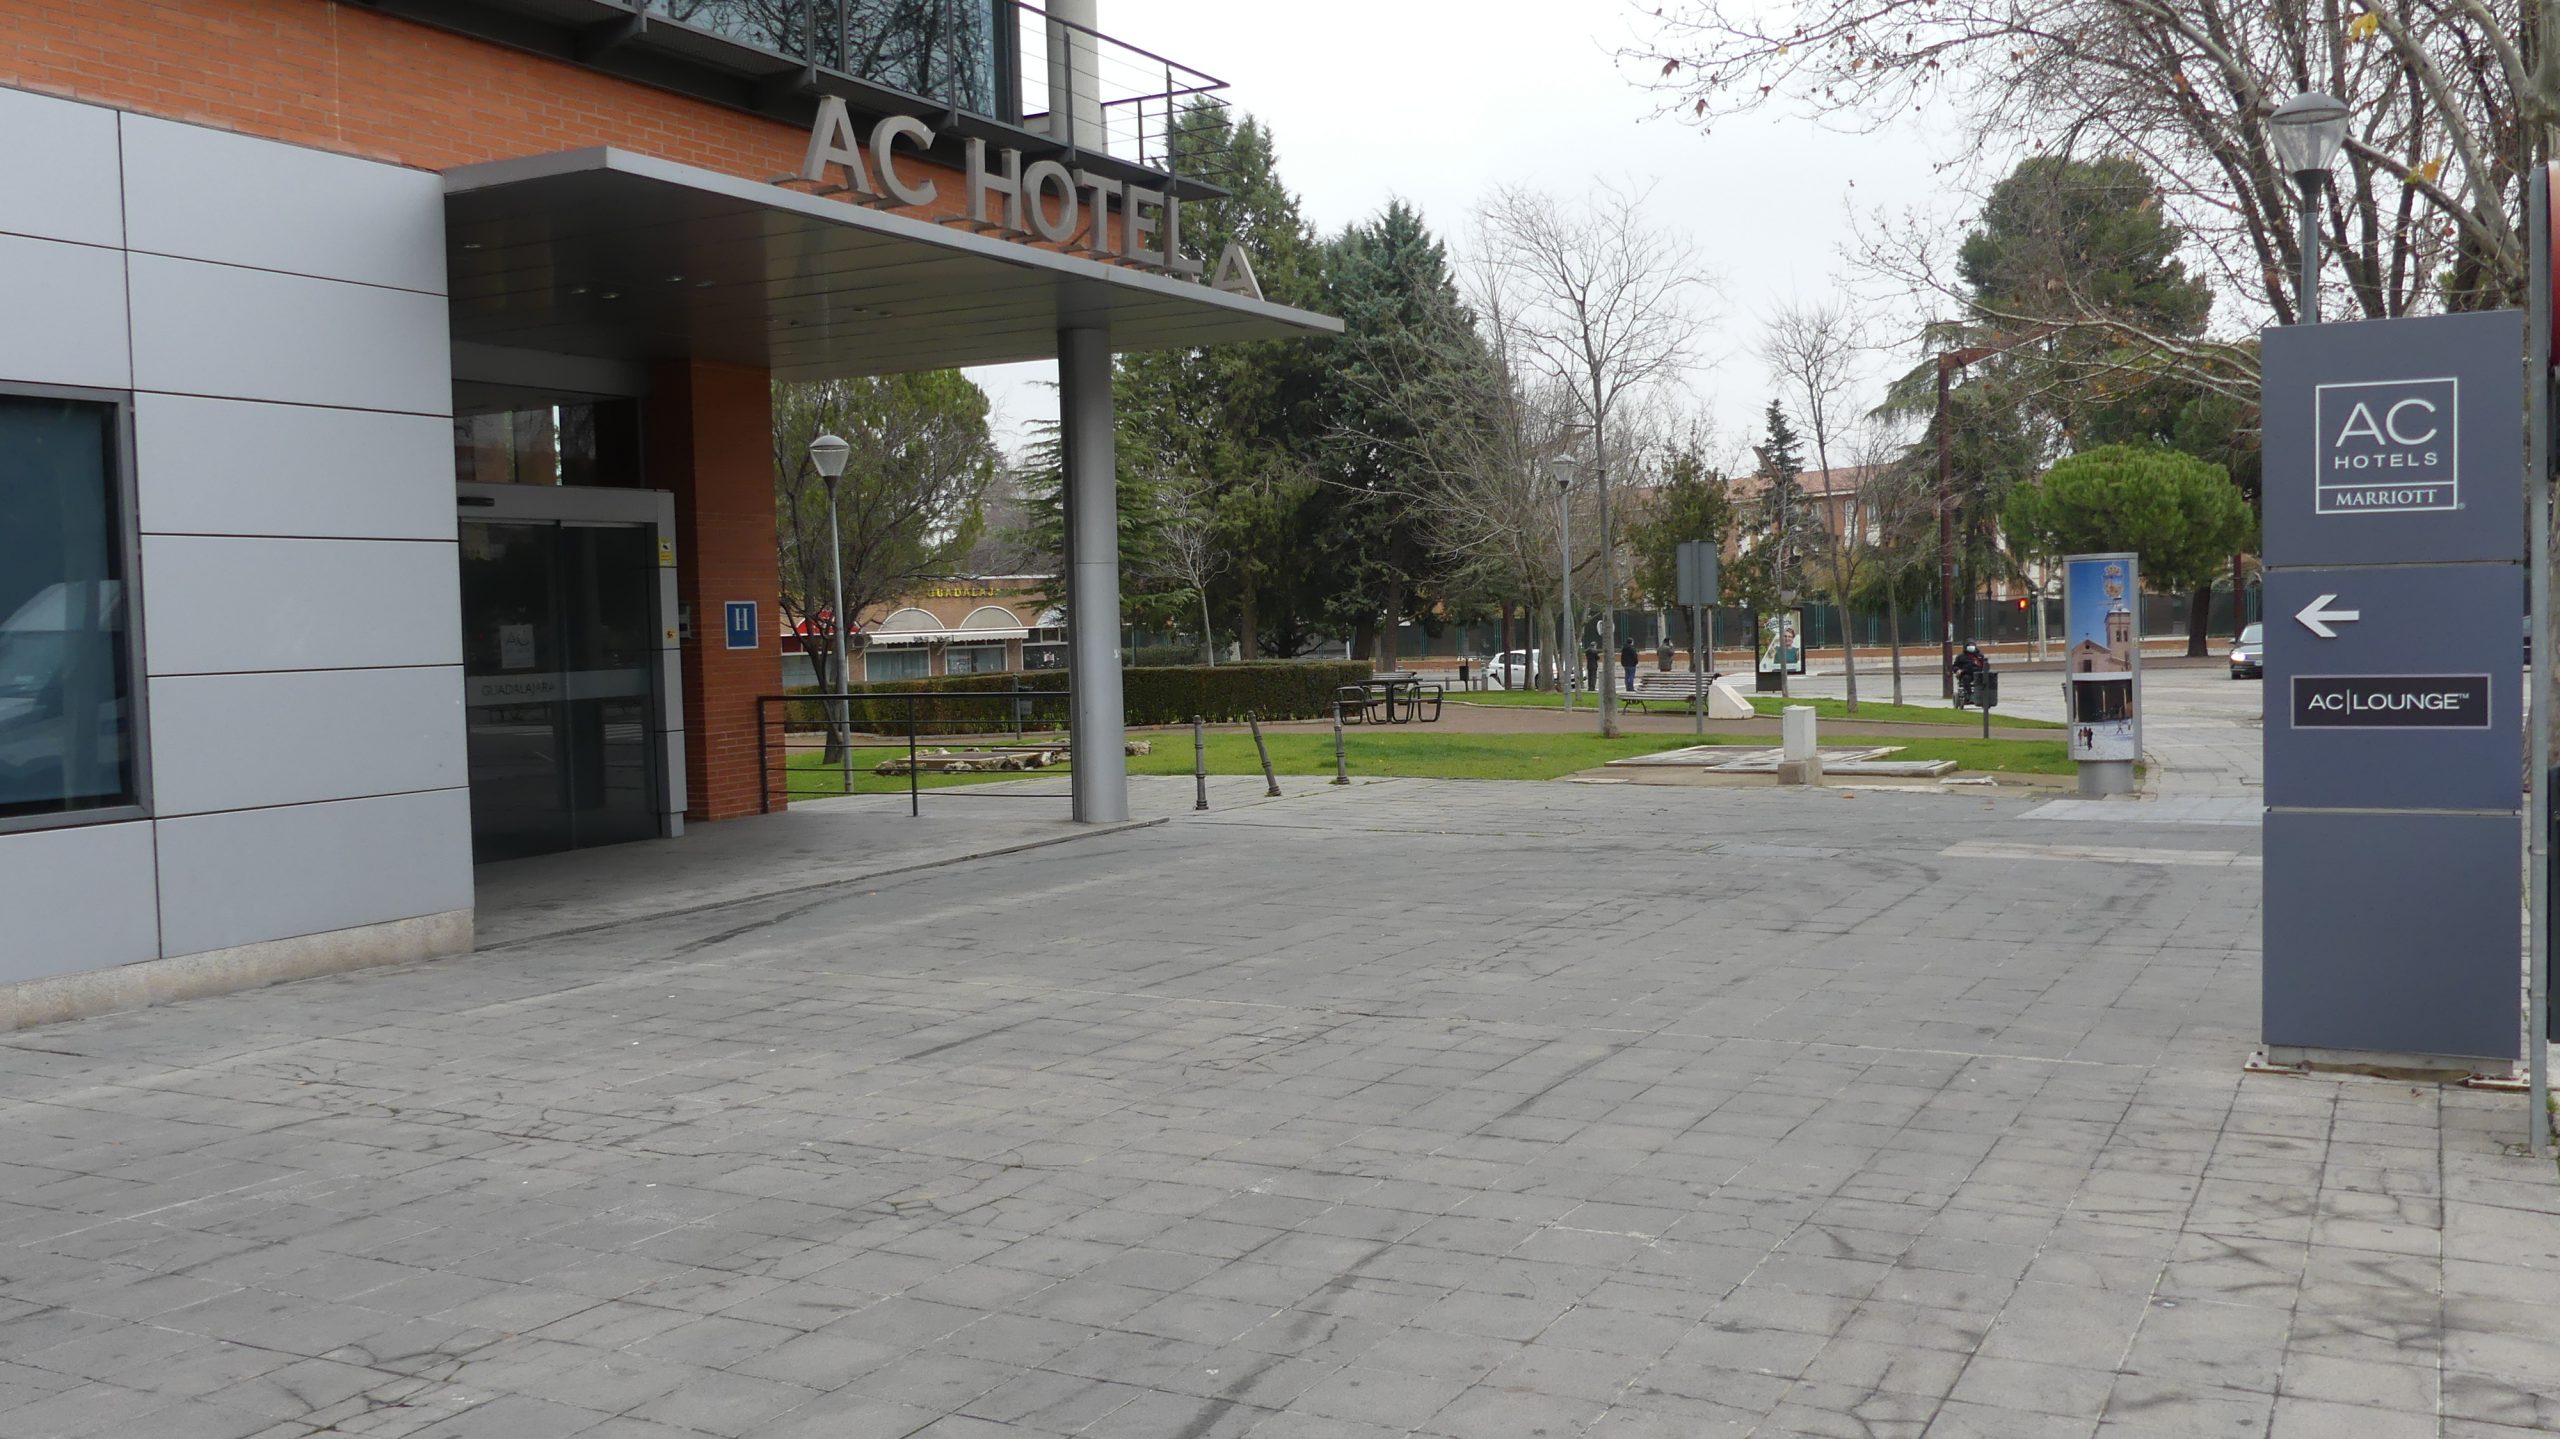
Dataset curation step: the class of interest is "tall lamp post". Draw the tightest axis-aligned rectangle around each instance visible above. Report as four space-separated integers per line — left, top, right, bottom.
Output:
807 432 853 794
2267 92 2351 328
1551 456 1578 711
2257 95 2351 651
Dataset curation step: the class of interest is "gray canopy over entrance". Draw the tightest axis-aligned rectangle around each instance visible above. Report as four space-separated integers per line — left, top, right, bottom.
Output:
440 147 1339 823
441 146 1336 377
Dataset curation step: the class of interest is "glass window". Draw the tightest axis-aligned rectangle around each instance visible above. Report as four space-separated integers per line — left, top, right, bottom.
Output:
454 401 641 487
865 647 930 682
0 393 137 823
946 644 1008 675
664 0 1004 115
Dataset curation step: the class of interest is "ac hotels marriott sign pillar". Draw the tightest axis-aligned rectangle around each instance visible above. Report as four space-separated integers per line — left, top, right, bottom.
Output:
2260 309 2524 1065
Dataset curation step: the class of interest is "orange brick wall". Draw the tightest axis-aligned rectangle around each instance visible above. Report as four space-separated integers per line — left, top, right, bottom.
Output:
648 360 783 822
0 0 979 212
0 0 1120 825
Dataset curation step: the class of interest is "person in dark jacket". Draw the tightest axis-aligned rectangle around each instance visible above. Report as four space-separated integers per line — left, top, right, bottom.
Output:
1951 641 1990 705
1582 642 1600 692
1619 640 1639 692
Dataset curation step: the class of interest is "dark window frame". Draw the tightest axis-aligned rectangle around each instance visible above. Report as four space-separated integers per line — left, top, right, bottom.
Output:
0 380 151 835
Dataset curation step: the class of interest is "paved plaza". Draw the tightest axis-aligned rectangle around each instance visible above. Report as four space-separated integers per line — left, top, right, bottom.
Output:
1 676 2555 1439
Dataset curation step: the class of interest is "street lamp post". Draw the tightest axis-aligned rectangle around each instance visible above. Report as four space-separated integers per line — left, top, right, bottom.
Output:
807 432 854 794
1551 457 1577 712
2268 92 2351 327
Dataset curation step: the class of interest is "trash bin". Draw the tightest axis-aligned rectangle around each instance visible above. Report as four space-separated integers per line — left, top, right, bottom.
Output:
1979 671 2000 709
1756 667 1785 693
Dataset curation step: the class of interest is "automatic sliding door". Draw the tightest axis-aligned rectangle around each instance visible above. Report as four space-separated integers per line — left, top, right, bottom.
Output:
558 523 659 850
460 518 663 861
461 520 571 861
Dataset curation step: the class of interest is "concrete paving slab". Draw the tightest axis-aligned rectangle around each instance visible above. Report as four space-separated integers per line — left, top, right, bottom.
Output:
0 705 2549 1439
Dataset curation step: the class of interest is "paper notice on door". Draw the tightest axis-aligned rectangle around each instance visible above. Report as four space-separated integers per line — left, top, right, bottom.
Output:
499 623 536 671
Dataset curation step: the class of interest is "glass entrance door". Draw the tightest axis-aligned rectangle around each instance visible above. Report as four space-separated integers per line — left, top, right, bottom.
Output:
460 519 662 861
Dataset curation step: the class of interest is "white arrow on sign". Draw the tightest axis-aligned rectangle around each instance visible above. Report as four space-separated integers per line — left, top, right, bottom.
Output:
2295 594 2361 639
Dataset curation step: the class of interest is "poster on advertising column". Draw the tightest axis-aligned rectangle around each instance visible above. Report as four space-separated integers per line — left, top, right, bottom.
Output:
1756 609 1807 676
2063 554 2140 762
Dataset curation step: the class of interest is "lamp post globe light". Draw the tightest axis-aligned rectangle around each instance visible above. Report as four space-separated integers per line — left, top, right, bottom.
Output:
2268 92 2351 326
1549 455 1578 709
808 433 854 790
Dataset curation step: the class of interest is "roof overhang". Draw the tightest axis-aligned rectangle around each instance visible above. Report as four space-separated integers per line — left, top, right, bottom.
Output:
443 148 1341 381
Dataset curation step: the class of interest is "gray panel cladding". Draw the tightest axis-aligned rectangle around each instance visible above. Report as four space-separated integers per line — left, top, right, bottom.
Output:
0 87 123 249
154 789 473 957
2263 808 2521 1061
2260 310 2523 568
0 823 161 981
2260 564 2523 811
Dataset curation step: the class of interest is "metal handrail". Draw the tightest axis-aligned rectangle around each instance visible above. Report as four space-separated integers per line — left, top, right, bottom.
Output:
756 684 1075 816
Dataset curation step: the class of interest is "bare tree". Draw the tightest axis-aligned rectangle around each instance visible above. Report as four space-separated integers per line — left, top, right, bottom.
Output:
1477 182 1715 736
1632 0 2551 360
1839 418 1934 705
1328 245 1584 686
1151 473 1227 665
1759 299 1876 711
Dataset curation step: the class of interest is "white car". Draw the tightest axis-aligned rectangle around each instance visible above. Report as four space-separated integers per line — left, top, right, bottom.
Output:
1484 649 1543 689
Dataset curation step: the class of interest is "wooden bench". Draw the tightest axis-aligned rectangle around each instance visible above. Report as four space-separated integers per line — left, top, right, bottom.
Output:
1620 671 1725 712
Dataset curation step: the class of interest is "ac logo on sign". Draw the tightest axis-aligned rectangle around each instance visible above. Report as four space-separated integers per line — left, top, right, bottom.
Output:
2313 376 2458 515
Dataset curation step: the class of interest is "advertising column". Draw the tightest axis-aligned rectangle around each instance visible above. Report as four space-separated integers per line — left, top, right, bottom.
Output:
2062 553 2141 797
2260 310 2524 1067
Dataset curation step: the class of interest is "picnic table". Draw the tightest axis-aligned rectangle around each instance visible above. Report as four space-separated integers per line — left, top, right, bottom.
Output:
1336 671 1444 724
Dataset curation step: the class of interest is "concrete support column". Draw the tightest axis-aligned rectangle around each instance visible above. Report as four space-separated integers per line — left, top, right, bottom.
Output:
1059 325 1128 823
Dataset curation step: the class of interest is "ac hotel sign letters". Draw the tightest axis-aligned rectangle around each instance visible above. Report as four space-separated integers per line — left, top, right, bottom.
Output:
793 97 1260 296
2315 376 2458 513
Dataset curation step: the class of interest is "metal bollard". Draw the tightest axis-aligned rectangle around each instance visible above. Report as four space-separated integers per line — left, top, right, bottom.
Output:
1248 713 1281 797
1192 715 1208 811
1331 702 1350 785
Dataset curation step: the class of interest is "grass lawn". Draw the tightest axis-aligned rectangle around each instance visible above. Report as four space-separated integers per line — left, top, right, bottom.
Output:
785 725 2073 792
1454 687 2061 729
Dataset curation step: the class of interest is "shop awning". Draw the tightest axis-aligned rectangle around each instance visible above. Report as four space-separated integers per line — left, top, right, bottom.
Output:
442 148 1340 380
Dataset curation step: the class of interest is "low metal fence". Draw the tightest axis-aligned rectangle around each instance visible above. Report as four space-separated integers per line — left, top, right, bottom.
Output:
756 684 1075 816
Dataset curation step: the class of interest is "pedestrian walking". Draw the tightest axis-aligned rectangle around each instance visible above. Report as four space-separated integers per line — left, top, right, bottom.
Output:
1582 642 1600 693
1619 640 1639 692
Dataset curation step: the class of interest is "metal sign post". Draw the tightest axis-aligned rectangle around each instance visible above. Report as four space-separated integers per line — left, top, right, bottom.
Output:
2530 163 2555 1152
2261 309 2526 1071
1677 541 1720 737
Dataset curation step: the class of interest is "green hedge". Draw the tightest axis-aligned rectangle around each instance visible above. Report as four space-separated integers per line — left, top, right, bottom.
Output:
786 660 1373 734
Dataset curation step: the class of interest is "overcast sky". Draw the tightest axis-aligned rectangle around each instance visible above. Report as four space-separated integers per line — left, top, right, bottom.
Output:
965 0 1969 463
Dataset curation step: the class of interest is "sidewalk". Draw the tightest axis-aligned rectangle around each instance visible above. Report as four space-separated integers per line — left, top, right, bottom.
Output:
0 774 2546 1439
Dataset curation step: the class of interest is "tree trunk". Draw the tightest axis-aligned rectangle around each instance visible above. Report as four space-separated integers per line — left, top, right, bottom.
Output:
1378 598 1401 671
1351 616 1377 669
2230 552 2247 638
1842 612 1859 713
1199 590 1217 666
2186 584 2213 658
1238 587 1259 661
1887 588 1904 706
1500 601 1514 666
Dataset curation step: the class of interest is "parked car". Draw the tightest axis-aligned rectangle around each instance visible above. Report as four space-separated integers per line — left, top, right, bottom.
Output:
2229 622 2263 679
1486 649 1543 690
